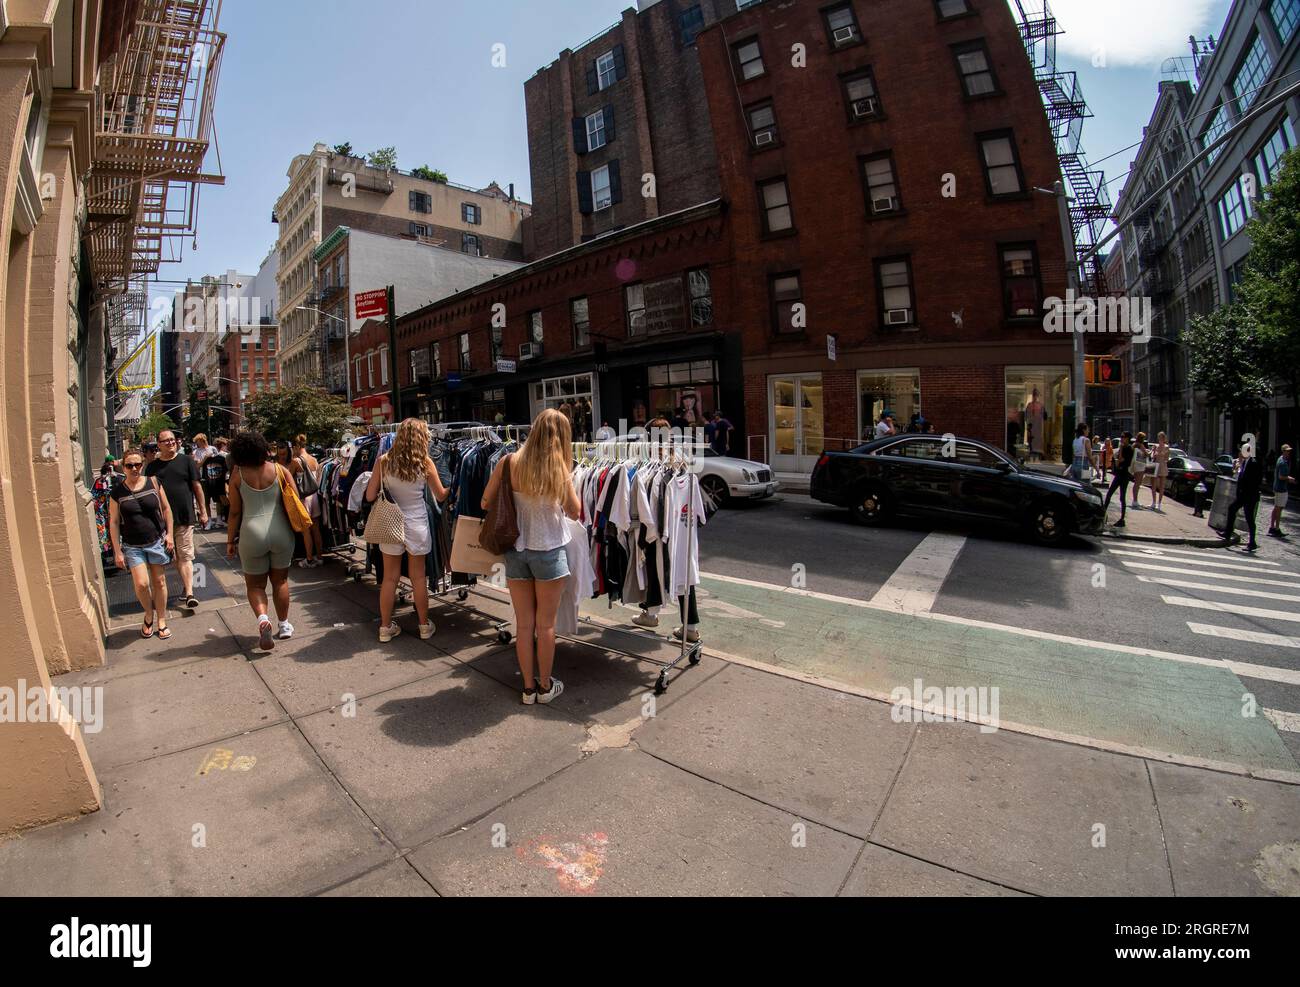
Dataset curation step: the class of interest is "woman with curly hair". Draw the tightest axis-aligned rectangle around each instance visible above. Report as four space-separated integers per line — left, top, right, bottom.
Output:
364 417 448 642
226 430 297 650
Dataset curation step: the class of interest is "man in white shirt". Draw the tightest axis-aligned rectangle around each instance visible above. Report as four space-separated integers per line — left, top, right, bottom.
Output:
595 421 617 442
874 412 897 439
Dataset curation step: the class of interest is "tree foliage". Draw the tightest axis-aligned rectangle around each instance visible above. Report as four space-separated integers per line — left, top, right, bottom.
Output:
241 382 352 448
135 410 176 444
332 142 354 156
1185 304 1272 416
411 165 448 183
367 146 398 170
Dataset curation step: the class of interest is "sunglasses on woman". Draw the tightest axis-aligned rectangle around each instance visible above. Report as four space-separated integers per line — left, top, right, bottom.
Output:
124 462 143 469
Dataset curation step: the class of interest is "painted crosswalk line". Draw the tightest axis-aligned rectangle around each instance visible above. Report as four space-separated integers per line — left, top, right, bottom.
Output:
868 531 967 615
1119 560 1300 588
1109 549 1295 574
1264 708 1300 733
1186 622 1300 651
1109 545 1283 565
1136 576 1300 603
1162 595 1300 623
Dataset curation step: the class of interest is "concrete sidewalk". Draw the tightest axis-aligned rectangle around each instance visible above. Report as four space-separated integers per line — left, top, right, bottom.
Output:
1 529 1297 896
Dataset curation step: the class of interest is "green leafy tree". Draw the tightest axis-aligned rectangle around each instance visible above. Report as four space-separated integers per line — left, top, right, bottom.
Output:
135 410 176 445
367 146 398 170
181 373 214 440
241 381 352 448
1236 147 1300 406
332 142 354 156
1185 304 1272 422
411 165 448 183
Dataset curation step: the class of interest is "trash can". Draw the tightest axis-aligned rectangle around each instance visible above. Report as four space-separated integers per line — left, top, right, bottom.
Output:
1209 476 1237 532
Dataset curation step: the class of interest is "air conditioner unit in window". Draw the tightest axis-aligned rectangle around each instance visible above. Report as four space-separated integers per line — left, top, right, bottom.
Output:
833 26 858 45
754 130 775 146
886 308 912 326
872 196 897 213
851 97 877 119
519 341 543 360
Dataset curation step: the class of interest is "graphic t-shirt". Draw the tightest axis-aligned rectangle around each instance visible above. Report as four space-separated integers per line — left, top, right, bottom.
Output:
664 473 706 599
146 454 200 526
202 452 229 486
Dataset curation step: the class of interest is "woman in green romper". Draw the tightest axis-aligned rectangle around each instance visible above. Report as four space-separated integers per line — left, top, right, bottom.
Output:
226 431 297 651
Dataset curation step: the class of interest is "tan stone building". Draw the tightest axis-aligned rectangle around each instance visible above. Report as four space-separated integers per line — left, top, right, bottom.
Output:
274 144 531 387
0 0 224 835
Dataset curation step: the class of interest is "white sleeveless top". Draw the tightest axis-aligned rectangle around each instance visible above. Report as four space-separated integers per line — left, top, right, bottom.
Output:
512 489 570 552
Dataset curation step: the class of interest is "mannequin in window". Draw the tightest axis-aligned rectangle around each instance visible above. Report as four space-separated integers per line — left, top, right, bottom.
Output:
1022 388 1045 457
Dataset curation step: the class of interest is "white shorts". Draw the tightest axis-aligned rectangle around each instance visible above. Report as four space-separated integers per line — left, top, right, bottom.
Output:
1276 491 1289 509
380 514 432 557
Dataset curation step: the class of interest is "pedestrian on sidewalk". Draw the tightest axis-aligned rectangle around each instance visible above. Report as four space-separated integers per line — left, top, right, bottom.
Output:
1269 444 1294 539
142 438 159 468
1130 432 1151 509
1103 432 1134 527
1221 444 1263 552
1069 423 1093 483
481 408 580 705
226 430 297 649
1151 432 1171 512
365 418 448 644
290 434 325 568
109 449 175 640
201 438 230 531
145 428 207 609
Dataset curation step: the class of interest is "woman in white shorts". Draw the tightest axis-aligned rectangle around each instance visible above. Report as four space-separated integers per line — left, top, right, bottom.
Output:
364 418 448 643
1130 432 1150 509
1151 431 1170 511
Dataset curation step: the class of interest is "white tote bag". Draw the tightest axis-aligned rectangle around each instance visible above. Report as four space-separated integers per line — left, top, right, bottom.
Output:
449 515 505 576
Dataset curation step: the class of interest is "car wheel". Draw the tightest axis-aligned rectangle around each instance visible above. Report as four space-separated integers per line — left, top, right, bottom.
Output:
1030 499 1070 546
700 475 728 516
850 485 892 526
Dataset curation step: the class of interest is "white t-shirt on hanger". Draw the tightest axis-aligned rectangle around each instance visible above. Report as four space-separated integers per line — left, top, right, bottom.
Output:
664 472 706 598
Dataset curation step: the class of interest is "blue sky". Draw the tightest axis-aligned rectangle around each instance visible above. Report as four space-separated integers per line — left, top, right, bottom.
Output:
162 0 1234 299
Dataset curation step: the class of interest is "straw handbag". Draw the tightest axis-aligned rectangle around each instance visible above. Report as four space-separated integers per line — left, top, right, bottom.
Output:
362 461 405 545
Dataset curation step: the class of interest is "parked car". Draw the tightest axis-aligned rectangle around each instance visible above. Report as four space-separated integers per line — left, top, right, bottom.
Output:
1165 455 1217 503
810 434 1105 545
698 449 779 513
1214 455 1236 476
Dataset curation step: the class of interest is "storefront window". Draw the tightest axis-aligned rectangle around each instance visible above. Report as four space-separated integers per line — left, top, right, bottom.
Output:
473 387 507 425
1005 367 1070 462
531 373 596 441
647 360 719 427
409 346 430 384
859 370 920 440
418 397 444 424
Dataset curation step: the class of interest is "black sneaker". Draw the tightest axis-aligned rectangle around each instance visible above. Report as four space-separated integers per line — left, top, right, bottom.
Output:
184 595 199 609
1113 519 1125 528
1269 528 1282 538
1247 542 1259 552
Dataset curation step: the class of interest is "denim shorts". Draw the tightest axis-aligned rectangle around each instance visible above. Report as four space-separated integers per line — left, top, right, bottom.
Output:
504 546 569 582
122 538 170 569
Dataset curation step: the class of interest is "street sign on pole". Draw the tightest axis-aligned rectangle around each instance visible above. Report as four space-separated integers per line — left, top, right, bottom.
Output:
356 289 388 320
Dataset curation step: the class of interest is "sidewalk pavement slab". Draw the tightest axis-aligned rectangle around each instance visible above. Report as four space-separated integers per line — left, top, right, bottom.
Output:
1148 762 1300 896
1097 498 1226 546
873 724 1173 896
0 722 391 896
636 664 914 839
316 858 439 897
71 619 244 685
247 625 452 719
842 844 1029 897
85 654 287 772
218 587 377 652
295 664 587 848
407 747 862 896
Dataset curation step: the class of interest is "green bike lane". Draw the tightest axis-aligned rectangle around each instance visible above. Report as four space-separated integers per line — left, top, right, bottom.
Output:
582 574 1300 779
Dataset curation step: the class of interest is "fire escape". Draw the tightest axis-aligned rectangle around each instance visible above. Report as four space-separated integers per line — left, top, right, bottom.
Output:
87 0 226 372
1013 1 1112 296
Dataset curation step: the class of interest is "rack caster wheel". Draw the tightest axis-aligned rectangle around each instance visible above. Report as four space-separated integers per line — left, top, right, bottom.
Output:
457 589 469 601
655 672 669 695
688 651 701 666
498 630 512 645
352 572 363 582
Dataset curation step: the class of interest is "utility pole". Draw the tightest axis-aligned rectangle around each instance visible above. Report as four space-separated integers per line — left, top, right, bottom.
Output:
387 284 399 422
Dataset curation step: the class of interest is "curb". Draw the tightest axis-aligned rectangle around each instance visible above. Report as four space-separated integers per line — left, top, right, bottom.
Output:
1094 530 1231 548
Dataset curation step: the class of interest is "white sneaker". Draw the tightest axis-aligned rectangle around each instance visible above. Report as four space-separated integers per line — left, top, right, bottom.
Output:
418 621 435 640
536 677 564 704
296 558 314 569
673 626 701 644
632 612 659 629
379 622 402 643
257 617 275 651
277 620 294 640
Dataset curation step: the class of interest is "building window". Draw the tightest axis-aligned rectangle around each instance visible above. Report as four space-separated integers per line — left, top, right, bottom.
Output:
591 164 614 211
462 203 481 224
354 357 363 392
770 273 802 335
862 154 901 214
1000 244 1041 320
596 50 618 90
876 258 915 327
241 358 249 374
747 101 778 147
758 177 794 234
585 109 607 152
734 39 765 80
269 357 276 374
687 269 712 327
936 0 971 17
647 360 720 425
255 357 263 374
979 132 1024 196
459 332 471 371
572 297 591 347
680 4 705 45
625 283 646 337
1253 117 1297 190
1202 103 1232 164
823 3 862 47
860 371 921 442
1233 33 1274 113
408 346 430 385
410 222 431 237
409 190 432 213
528 310 544 344
366 350 375 388
490 323 503 364
1217 179 1250 241
1273 0 1300 42
842 69 881 121
953 40 998 96
462 233 481 255
240 339 248 350
432 341 441 377
268 336 275 351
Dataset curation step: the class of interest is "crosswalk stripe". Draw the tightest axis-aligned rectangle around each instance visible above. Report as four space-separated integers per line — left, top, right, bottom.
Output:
1137 576 1300 603
1264 708 1300 733
1163 595 1300 622
1108 545 1281 565
1111 550 1296 574
1186 622 1300 648
1119 560 1300 587
869 532 967 615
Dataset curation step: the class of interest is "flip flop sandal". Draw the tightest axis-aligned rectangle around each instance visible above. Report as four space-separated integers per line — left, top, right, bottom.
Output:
141 617 154 639
157 623 171 640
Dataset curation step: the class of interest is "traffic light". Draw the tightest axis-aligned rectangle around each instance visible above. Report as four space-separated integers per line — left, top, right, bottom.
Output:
1085 356 1124 386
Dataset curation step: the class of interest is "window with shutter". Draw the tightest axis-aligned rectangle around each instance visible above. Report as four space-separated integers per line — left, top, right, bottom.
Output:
596 50 617 90
603 104 616 144
613 44 627 81
577 170 594 214
591 165 613 211
573 117 588 154
607 159 622 204
585 110 606 151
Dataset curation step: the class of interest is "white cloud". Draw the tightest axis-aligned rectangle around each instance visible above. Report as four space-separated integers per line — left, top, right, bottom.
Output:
1046 0 1218 68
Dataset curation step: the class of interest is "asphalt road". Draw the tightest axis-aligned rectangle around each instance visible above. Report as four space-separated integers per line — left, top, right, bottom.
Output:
699 492 1300 766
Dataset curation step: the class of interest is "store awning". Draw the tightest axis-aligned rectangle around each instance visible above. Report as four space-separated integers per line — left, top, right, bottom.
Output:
115 391 146 423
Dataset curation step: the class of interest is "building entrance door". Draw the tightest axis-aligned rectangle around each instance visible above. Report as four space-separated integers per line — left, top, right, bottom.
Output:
769 374 824 473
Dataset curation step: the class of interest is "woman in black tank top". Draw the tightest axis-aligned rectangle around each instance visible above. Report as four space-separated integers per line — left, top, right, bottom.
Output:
109 449 176 639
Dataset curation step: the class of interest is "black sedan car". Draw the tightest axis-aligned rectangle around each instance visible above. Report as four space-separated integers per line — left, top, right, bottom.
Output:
1166 455 1217 503
810 435 1106 545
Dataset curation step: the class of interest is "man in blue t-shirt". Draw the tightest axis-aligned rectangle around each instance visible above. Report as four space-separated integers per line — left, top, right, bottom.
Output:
705 411 733 456
1269 444 1294 538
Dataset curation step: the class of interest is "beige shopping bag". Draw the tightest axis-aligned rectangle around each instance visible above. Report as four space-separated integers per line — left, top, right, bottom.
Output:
450 515 505 575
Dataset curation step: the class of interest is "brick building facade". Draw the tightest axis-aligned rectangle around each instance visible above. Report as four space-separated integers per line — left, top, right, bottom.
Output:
218 326 279 426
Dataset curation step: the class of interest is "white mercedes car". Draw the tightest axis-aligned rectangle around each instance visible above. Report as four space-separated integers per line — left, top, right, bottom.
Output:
697 448 780 512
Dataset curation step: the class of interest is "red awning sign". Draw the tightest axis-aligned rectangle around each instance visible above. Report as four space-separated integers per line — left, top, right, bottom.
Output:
355 289 388 320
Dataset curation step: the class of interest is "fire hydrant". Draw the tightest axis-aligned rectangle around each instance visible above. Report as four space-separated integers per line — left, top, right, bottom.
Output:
1193 482 1208 518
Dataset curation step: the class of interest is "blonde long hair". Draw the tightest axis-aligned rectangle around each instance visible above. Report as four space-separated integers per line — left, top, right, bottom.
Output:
514 408 571 502
385 418 430 483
